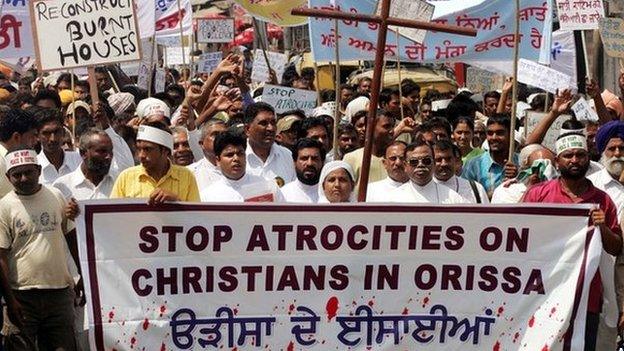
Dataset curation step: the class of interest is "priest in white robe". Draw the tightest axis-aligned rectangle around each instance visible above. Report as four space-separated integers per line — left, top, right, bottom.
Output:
281 139 325 203
367 141 409 202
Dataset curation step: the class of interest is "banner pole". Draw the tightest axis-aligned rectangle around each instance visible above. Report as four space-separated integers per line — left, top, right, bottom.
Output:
87 67 100 109
581 30 591 81
147 34 156 98
253 17 273 77
313 61 322 105
70 70 76 140
107 68 120 93
396 29 405 121
508 0 520 160
333 19 341 159
177 0 187 70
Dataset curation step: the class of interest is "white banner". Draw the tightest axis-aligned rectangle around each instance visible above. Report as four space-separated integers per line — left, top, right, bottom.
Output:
262 84 317 114
0 0 34 59
30 0 141 71
165 46 191 66
155 0 192 38
555 0 605 31
517 58 572 94
197 18 235 44
136 0 156 39
251 49 287 83
78 201 598 350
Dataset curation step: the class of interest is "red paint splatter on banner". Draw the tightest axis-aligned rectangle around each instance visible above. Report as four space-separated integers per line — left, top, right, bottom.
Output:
497 306 504 316
513 332 520 343
367 300 374 307
159 305 166 317
130 337 136 349
421 296 430 308
549 307 557 317
286 341 294 351
288 304 295 314
402 308 409 315
493 341 500 351
541 345 549 351
528 315 535 327
232 348 237 351
233 308 238 315
108 310 115 323
326 297 339 321
160 343 166 351
142 319 149 330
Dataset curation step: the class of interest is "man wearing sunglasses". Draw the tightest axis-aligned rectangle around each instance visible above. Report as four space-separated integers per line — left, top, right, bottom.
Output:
390 139 465 204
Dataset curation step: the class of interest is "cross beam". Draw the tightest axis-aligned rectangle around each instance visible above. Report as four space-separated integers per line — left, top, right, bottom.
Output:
292 2 477 202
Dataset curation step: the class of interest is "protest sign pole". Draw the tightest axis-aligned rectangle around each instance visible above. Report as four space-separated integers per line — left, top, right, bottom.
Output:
177 0 187 69
147 35 156 98
508 0 520 160
70 70 76 139
313 62 321 105
253 17 273 76
107 68 120 93
333 19 341 157
581 30 591 80
87 67 100 108
396 30 405 121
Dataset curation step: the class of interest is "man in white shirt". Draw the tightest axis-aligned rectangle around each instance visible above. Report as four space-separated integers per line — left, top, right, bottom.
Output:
188 120 227 191
53 129 116 201
171 127 195 166
201 131 284 203
0 109 39 198
434 140 489 204
244 102 296 187
367 141 408 202
390 140 465 204
281 139 324 203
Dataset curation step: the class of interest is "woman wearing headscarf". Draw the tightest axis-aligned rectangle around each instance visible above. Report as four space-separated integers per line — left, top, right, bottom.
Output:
318 161 356 203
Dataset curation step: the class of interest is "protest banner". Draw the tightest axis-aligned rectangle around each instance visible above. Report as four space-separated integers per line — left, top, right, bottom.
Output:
165 46 191 66
262 84 317 114
376 0 435 44
29 0 142 71
196 52 223 74
599 18 624 58
155 0 192 38
77 201 598 350
136 0 155 39
524 111 570 152
251 49 287 83
517 59 571 94
0 0 34 59
465 67 504 93
571 98 599 122
555 0 605 31
309 0 552 64
154 68 166 93
197 18 235 43
233 0 307 27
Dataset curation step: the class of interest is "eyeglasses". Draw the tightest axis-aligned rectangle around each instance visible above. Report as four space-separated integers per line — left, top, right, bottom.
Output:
407 157 433 167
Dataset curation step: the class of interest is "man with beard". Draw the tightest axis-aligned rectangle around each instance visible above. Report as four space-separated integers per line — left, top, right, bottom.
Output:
433 140 489 204
201 132 283 202
367 141 408 202
389 139 465 204
523 132 622 351
244 102 295 187
461 114 519 197
171 127 195 166
281 139 325 203
335 124 358 160
188 120 227 191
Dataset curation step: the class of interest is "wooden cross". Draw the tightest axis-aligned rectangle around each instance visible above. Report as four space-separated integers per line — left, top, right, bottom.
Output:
292 1 477 201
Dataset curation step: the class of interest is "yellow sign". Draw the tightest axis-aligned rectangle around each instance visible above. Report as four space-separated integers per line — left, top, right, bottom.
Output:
234 0 308 27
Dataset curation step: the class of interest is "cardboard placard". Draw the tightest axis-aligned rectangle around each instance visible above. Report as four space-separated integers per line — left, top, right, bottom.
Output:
599 18 624 58
555 0 605 31
197 52 223 74
262 84 317 114
197 18 235 43
524 111 571 152
165 46 191 66
30 0 142 71
466 67 505 93
376 0 434 44
251 49 287 83
571 98 599 122
154 68 166 93
517 59 571 94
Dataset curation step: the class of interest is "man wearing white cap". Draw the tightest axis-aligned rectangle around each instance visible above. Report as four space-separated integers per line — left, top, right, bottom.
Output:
523 132 622 351
0 147 80 350
0 109 39 199
111 121 199 203
135 98 171 125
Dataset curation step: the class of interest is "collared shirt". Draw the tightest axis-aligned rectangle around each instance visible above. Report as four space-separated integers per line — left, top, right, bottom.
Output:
0 144 11 199
462 147 485 164
461 152 520 194
52 166 116 200
281 179 319 203
588 168 624 218
366 177 405 202
188 157 222 192
200 173 284 203
110 163 200 202
390 180 467 204
246 142 296 186
434 175 490 204
523 178 622 314
343 147 387 190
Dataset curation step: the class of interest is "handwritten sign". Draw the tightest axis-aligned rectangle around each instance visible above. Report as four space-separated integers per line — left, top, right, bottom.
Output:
30 0 142 71
599 18 624 58
376 0 435 44
154 68 166 93
525 111 571 152
136 62 151 90
77 201 596 350
165 46 191 66
251 49 287 83
572 98 599 122
555 0 605 31
466 67 505 93
262 84 317 114
197 52 223 74
517 59 571 94
0 0 34 59
197 18 235 43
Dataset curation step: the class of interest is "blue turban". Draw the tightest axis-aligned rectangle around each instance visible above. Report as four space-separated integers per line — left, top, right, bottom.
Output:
595 120 624 154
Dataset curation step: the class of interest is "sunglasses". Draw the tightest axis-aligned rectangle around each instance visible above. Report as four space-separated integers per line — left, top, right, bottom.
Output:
407 157 433 167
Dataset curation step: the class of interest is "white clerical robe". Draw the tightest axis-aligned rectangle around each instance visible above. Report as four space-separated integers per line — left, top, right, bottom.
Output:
434 175 489 204
366 177 405 202
188 157 222 192
200 173 284 203
390 180 466 204
281 180 319 203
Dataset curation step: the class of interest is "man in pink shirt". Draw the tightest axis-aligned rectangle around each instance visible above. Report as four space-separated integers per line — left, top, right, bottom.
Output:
523 132 622 351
